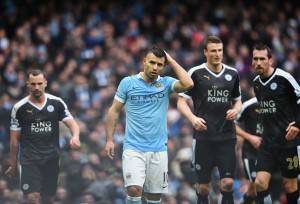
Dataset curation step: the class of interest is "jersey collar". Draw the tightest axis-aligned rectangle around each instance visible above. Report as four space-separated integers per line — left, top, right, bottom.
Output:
27 94 48 111
204 63 225 78
258 68 277 86
137 72 161 82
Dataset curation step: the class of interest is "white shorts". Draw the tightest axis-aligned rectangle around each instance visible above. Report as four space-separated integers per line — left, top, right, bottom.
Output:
122 149 168 194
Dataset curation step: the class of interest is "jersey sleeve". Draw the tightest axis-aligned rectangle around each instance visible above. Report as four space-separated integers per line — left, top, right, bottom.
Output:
236 108 245 124
115 77 130 103
232 73 241 100
10 106 21 131
288 76 300 104
286 74 300 128
58 99 73 121
236 97 258 124
166 76 177 93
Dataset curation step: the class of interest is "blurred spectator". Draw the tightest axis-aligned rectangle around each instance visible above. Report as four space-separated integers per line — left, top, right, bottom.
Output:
0 0 299 203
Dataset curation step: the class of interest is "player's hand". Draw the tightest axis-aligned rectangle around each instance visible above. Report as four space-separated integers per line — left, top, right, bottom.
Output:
164 50 172 65
5 163 17 178
70 137 81 149
285 121 299 140
191 115 207 131
105 140 115 160
249 135 262 149
226 109 238 120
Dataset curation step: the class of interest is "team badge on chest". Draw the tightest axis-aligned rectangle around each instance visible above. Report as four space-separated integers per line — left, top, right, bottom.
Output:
225 74 232 81
47 105 54 112
270 82 277 90
155 82 164 89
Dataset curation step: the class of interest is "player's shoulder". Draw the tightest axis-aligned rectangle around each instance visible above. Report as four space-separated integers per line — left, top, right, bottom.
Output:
274 68 293 79
223 64 238 74
13 96 30 111
188 63 206 76
274 68 300 90
46 93 67 106
117 74 141 93
46 93 64 101
158 75 176 82
120 74 138 84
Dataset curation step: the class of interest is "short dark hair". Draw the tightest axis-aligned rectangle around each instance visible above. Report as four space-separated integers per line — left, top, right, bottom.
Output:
147 46 167 63
252 44 272 58
203 35 223 49
27 69 46 79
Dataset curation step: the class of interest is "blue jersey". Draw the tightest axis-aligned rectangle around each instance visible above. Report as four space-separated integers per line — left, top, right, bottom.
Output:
115 73 177 151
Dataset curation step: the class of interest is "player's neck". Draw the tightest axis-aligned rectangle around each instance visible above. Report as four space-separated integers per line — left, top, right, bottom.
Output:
29 94 46 107
207 63 222 73
261 67 275 79
140 72 156 83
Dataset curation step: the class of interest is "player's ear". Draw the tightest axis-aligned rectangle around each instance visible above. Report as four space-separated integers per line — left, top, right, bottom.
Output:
269 57 274 66
204 48 207 58
143 56 147 64
142 57 148 69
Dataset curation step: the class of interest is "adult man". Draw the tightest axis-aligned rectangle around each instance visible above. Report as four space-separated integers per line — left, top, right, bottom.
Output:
5 69 80 204
235 96 262 203
177 35 242 204
105 46 193 204
252 44 300 203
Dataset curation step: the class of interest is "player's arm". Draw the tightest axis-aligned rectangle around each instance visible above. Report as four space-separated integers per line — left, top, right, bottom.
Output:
5 130 20 177
285 75 300 140
226 99 242 120
63 118 80 149
235 124 261 149
177 96 207 131
226 72 242 120
286 121 299 140
105 99 124 159
165 52 193 93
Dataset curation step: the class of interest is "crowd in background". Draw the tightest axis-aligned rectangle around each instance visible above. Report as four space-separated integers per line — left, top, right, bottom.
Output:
0 0 299 203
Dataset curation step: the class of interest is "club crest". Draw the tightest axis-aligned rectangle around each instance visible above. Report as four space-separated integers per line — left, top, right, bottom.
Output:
225 74 232 81
47 105 54 112
270 82 277 90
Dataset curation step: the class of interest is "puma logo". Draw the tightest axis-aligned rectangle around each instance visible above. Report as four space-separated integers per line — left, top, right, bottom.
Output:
26 109 33 113
203 75 211 80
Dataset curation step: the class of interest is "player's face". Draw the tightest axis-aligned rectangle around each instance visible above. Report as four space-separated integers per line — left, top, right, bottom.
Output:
204 43 223 66
27 74 47 99
252 49 272 77
143 52 165 81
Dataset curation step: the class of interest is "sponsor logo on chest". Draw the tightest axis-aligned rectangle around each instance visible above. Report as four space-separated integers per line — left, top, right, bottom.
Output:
258 100 276 114
207 86 229 103
31 121 52 133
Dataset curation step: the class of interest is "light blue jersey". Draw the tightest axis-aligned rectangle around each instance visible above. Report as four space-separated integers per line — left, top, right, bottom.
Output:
115 73 177 152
